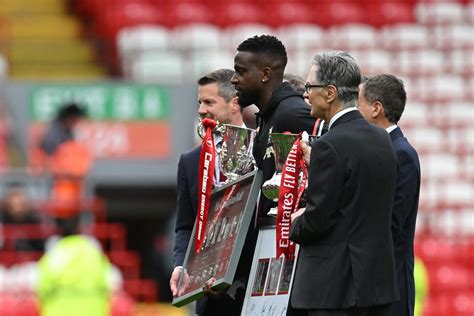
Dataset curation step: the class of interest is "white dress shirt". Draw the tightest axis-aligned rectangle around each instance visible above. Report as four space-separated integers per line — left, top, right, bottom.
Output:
328 107 358 130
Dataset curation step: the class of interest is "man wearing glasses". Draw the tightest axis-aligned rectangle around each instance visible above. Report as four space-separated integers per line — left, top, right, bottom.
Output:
289 51 399 316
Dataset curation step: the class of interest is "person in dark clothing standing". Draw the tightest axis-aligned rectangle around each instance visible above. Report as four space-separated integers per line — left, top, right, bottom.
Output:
289 51 399 316
40 103 86 156
231 35 325 221
358 74 421 316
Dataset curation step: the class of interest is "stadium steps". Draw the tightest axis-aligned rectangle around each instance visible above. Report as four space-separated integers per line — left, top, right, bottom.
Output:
0 0 105 79
10 63 105 79
7 39 96 63
0 0 65 14
5 15 81 39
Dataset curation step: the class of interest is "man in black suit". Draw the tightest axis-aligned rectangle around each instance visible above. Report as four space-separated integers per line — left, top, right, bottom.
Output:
289 51 399 316
358 74 421 316
170 69 247 315
231 35 325 221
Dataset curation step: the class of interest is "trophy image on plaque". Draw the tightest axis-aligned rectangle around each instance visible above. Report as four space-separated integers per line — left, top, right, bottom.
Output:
262 133 315 216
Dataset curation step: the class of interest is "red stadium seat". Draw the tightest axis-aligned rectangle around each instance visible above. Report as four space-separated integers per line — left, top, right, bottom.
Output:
431 25 474 50
312 1 366 27
415 75 465 104
428 263 472 294
366 1 415 27
277 24 325 54
327 24 378 51
123 279 158 302
263 2 314 28
0 293 18 316
111 291 134 316
393 50 444 77
416 2 464 25
380 24 430 51
107 250 141 279
425 292 474 316
166 2 213 27
0 251 43 267
446 49 474 77
417 237 459 264
15 293 39 316
87 223 127 251
214 2 263 27
97 3 166 40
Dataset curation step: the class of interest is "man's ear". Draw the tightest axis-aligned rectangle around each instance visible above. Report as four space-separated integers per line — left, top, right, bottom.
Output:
262 66 272 83
326 85 337 103
372 101 384 119
230 96 240 113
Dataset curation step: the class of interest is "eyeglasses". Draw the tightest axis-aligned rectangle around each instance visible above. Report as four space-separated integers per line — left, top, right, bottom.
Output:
304 83 326 93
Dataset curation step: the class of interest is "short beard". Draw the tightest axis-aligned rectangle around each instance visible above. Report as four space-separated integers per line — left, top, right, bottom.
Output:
237 92 257 108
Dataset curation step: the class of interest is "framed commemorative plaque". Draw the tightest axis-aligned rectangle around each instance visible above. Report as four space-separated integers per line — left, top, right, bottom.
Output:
172 170 263 307
241 226 299 316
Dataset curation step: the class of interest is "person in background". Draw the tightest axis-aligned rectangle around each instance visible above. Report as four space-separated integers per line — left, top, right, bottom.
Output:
37 215 114 316
289 51 399 315
170 69 249 315
358 74 421 316
414 256 429 316
40 103 86 157
283 73 306 94
38 103 92 220
231 35 324 222
0 185 43 251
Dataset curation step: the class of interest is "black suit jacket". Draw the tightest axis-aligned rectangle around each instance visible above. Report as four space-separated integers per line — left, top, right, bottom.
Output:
289 110 399 309
173 146 256 315
389 127 420 316
174 146 200 268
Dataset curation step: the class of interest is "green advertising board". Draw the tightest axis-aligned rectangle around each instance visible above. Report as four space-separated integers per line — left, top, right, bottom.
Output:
29 84 170 122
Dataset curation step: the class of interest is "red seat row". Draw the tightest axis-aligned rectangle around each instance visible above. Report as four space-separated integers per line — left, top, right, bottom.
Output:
76 0 415 39
424 292 474 316
0 291 135 316
1 223 127 252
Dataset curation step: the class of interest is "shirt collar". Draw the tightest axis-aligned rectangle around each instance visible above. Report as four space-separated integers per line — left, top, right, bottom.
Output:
328 107 357 130
386 125 397 134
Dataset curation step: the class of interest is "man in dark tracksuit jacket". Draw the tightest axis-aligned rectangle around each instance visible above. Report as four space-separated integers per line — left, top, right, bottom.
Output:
231 35 325 222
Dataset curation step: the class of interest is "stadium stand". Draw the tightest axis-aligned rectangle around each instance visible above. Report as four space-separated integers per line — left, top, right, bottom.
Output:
0 0 105 79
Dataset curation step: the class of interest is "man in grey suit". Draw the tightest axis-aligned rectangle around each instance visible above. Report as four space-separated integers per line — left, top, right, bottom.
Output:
289 52 399 316
358 74 421 316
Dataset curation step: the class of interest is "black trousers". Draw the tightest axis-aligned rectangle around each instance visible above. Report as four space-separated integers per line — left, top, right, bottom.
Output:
287 303 392 316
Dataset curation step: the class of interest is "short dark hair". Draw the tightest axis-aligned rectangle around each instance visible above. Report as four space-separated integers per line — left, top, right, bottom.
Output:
57 102 86 121
198 69 237 103
237 35 288 68
312 51 361 107
363 74 406 124
283 73 305 93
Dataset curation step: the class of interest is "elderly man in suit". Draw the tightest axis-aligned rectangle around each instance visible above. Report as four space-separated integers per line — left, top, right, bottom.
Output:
358 74 421 316
289 51 399 316
170 69 254 315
